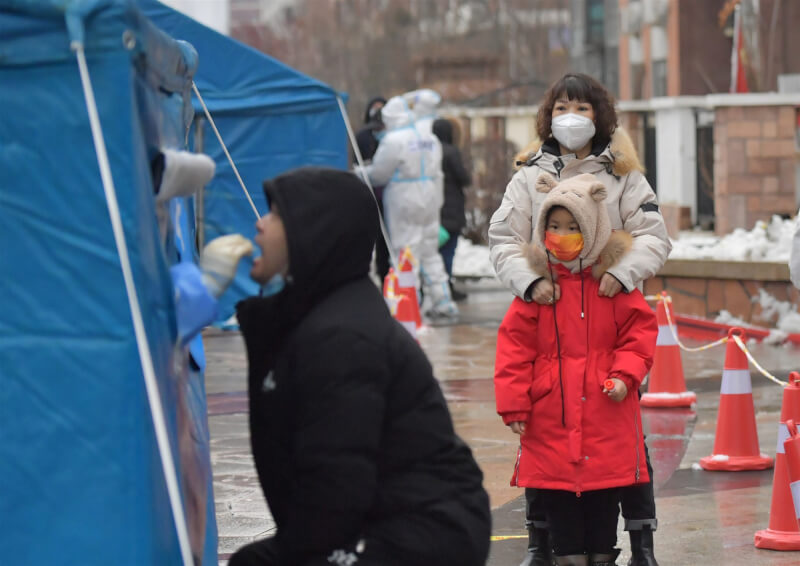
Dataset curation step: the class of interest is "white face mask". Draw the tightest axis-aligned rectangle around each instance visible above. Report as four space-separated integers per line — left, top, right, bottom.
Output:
551 113 596 152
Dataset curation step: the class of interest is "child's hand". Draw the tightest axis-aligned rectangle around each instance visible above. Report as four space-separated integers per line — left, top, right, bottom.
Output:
509 421 526 435
603 377 627 402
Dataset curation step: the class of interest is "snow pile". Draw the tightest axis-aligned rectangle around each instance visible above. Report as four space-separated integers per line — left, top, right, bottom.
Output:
753 288 800 334
669 215 797 262
450 214 798 278
452 237 497 278
712 289 800 341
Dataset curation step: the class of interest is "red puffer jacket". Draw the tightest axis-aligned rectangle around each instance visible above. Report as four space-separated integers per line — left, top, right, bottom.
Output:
494 263 657 494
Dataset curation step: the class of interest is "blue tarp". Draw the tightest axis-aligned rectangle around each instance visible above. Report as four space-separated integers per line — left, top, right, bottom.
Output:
140 0 349 322
0 0 214 563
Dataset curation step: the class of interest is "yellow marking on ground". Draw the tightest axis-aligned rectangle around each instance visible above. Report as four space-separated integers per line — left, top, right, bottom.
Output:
490 534 528 541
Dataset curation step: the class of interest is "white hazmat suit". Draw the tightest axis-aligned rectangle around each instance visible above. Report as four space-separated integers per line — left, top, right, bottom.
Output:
403 88 442 135
363 95 457 317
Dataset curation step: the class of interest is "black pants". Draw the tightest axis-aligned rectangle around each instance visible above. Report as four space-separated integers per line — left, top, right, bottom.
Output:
228 537 405 566
538 488 621 556
526 441 657 531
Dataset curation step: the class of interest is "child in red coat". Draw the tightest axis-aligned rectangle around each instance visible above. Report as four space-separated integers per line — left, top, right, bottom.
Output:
494 172 657 566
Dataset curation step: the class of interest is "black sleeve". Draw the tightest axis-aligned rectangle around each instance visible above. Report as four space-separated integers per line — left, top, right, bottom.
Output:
276 331 387 563
355 128 377 161
449 147 472 189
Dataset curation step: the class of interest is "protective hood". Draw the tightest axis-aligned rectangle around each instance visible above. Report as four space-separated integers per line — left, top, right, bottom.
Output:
381 95 414 131
410 88 441 119
261 167 379 317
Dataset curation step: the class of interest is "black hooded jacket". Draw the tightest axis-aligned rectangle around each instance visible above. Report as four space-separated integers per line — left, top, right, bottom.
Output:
235 167 490 565
433 118 471 235
355 96 386 162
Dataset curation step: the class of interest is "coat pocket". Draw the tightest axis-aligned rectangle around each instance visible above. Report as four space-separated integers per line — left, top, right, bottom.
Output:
529 364 557 404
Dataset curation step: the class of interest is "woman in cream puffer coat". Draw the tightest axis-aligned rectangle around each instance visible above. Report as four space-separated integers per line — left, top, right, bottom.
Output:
489 84 671 301
489 73 669 566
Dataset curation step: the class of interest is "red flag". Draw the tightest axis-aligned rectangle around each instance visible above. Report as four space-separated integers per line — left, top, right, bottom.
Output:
731 5 749 93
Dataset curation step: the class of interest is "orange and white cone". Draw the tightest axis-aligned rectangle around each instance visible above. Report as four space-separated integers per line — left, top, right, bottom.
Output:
396 247 422 328
754 372 800 549
641 292 697 408
784 417 800 530
394 295 418 341
699 328 773 471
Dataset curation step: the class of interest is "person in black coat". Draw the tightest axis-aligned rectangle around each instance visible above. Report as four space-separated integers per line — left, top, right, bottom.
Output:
433 118 472 301
229 166 491 566
355 96 391 282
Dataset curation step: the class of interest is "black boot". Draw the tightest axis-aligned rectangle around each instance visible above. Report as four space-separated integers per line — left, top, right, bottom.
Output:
519 525 553 566
449 280 467 302
589 548 620 566
627 528 658 566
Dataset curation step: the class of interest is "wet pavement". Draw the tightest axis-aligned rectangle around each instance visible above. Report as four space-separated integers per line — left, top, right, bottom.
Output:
203 279 800 565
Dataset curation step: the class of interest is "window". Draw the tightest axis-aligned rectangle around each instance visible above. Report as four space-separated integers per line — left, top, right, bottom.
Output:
586 0 605 46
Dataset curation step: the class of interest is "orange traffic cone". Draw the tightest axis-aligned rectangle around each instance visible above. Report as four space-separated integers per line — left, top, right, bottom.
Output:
699 328 773 471
394 295 418 340
640 292 697 408
396 248 422 329
754 372 800 549
785 417 800 530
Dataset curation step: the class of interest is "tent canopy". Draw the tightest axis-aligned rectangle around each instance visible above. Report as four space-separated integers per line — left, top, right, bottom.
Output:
0 0 210 563
140 0 349 322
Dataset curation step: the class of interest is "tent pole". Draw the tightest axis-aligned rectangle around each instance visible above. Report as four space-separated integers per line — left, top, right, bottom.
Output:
336 96 398 271
194 116 206 250
192 82 260 220
72 41 194 566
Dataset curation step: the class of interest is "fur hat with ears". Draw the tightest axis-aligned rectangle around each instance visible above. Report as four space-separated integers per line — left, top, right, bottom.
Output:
525 172 628 276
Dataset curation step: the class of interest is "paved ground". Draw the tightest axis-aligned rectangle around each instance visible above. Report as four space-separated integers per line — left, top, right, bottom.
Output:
203 279 800 565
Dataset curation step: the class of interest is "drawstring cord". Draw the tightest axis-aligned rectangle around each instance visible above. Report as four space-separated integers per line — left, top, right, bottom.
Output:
579 258 585 319
547 252 566 428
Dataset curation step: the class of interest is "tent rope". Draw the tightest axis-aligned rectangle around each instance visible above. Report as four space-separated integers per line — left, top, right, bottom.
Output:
336 96 398 270
192 82 260 220
72 41 194 566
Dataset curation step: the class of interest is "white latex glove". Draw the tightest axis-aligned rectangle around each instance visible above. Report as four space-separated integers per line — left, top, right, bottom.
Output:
155 149 216 203
199 234 254 297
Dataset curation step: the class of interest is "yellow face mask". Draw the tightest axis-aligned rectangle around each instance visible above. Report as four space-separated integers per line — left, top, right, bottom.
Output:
544 231 584 261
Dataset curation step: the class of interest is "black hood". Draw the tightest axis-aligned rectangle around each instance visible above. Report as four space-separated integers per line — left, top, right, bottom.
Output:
363 96 387 125
432 118 453 145
262 167 379 313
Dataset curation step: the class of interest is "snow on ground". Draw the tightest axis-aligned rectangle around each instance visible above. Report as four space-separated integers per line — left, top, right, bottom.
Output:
452 237 498 279
452 215 799 278
669 215 797 262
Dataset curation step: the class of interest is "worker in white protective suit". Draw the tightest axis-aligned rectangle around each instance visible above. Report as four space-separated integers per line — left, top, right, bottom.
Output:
791 209 800 289
403 88 442 135
361 95 458 318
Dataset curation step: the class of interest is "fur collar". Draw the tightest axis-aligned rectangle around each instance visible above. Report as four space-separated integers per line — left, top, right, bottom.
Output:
523 230 633 281
513 128 643 176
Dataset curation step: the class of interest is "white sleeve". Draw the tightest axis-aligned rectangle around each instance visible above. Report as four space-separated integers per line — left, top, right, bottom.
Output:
364 136 400 187
606 170 672 291
488 169 541 300
790 212 800 289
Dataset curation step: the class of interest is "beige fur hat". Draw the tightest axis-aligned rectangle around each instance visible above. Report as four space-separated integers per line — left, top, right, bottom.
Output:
533 172 612 270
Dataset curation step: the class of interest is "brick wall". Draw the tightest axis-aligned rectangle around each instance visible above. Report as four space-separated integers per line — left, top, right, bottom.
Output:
644 260 799 329
714 105 798 235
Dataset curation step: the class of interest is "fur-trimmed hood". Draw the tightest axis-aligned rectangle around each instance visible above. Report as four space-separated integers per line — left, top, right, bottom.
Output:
513 128 643 176
524 230 633 281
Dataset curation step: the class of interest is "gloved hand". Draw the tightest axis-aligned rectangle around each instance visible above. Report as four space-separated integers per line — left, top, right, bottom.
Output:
200 234 254 297
154 149 216 203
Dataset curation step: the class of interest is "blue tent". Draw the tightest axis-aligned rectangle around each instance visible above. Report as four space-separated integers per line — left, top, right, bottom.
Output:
0 1 216 563
140 0 349 322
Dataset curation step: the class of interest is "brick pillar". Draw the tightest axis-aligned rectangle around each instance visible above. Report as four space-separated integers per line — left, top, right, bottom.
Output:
714 105 798 235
